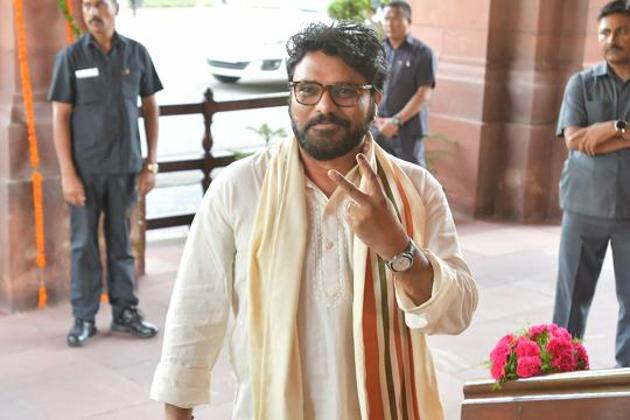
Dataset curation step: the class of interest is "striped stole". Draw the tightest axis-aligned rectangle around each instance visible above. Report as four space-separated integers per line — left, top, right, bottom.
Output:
357 153 442 420
248 136 444 420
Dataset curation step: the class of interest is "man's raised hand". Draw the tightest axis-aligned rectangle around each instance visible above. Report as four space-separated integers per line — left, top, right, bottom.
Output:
328 153 408 259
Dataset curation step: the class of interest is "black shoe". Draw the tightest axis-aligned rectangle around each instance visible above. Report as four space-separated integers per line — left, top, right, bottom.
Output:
111 307 158 338
67 319 97 347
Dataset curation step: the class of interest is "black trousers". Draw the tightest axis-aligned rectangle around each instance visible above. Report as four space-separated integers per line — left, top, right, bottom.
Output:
70 174 139 321
552 211 630 367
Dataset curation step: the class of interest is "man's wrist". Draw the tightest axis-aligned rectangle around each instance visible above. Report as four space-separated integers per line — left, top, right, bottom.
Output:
390 114 403 128
614 119 627 138
378 230 410 261
61 170 79 179
165 403 193 420
143 161 159 174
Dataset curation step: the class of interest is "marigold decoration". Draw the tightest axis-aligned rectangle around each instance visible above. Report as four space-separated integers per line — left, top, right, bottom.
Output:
13 0 48 308
489 323 590 389
57 0 82 43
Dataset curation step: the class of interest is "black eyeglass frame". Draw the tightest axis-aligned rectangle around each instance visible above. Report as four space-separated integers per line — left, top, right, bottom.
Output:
288 81 374 108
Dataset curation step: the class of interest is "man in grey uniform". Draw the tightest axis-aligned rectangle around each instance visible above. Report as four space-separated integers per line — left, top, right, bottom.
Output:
553 0 630 367
49 0 162 347
373 1 436 167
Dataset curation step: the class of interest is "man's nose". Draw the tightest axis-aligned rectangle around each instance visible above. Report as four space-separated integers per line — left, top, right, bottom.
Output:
314 88 339 114
608 32 619 44
86 5 99 16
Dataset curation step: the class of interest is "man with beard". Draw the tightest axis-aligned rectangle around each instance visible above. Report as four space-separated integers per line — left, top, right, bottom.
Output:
151 22 477 420
553 0 630 368
49 0 162 347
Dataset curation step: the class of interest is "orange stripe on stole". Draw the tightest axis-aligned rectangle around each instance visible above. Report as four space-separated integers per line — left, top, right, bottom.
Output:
363 258 386 419
391 168 421 419
390 168 414 236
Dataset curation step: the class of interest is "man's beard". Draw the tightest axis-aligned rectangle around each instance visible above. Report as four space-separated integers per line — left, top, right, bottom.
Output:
289 103 374 161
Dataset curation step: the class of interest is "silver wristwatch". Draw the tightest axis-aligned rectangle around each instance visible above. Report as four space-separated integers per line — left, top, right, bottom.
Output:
390 114 403 128
144 162 159 174
614 120 627 137
384 240 419 273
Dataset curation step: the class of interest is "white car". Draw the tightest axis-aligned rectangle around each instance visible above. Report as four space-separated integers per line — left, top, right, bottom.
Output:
206 0 330 83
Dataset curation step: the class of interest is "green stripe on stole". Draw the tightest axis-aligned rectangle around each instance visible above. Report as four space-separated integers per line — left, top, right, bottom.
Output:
376 160 402 420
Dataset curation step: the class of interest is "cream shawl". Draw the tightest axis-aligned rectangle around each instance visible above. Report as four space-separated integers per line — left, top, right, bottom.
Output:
248 136 444 420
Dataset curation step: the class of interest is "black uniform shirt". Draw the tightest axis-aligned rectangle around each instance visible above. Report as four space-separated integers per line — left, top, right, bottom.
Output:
379 34 436 140
48 32 163 175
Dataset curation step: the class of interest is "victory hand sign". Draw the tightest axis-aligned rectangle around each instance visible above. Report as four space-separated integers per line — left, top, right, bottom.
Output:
328 153 409 260
328 153 434 305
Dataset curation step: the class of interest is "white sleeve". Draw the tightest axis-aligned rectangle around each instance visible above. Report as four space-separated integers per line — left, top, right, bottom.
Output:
394 170 479 335
150 178 235 408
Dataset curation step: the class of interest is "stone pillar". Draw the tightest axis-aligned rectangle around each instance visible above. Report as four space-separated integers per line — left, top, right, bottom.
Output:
413 0 592 222
0 1 144 314
0 1 71 313
489 0 590 221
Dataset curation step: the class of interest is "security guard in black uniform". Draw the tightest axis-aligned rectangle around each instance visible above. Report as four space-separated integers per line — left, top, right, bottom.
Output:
49 0 163 347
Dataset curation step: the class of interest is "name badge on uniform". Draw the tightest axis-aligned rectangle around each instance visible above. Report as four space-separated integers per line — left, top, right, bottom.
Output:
75 67 99 79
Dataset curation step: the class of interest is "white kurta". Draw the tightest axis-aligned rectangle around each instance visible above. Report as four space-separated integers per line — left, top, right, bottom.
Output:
150 147 478 419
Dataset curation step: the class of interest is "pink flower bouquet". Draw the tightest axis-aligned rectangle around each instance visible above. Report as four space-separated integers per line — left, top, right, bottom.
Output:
489 323 589 389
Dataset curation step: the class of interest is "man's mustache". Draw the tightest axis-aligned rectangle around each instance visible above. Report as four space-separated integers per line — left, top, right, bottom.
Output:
305 114 350 131
606 45 623 53
89 17 104 25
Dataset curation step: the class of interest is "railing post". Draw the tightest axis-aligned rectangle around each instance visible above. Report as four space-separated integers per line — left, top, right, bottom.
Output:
145 89 288 230
202 87 215 192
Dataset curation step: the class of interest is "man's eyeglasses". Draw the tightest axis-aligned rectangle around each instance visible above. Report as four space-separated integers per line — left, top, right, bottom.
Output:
289 81 373 107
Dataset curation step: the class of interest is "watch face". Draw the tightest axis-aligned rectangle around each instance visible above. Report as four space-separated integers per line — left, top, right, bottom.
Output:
616 120 627 130
392 255 413 272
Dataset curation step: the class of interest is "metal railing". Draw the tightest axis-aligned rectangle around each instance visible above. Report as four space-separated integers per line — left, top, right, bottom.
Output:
145 87 289 230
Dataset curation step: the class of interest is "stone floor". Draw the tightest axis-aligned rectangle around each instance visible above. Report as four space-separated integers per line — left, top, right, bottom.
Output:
0 219 620 420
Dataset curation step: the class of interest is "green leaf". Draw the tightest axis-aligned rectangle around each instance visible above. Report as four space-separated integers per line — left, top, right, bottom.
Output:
247 123 287 146
56 0 83 38
423 132 458 174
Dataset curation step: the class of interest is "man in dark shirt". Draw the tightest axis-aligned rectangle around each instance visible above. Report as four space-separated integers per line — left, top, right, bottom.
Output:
49 0 163 347
553 0 630 367
373 1 436 167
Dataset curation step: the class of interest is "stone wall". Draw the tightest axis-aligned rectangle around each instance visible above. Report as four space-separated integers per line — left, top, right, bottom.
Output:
415 0 608 221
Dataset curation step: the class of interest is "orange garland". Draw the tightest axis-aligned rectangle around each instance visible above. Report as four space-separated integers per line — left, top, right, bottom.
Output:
64 0 75 44
13 0 48 308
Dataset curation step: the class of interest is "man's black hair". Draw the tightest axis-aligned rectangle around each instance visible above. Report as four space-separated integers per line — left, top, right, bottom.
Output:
598 0 630 20
387 1 412 22
286 21 387 92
